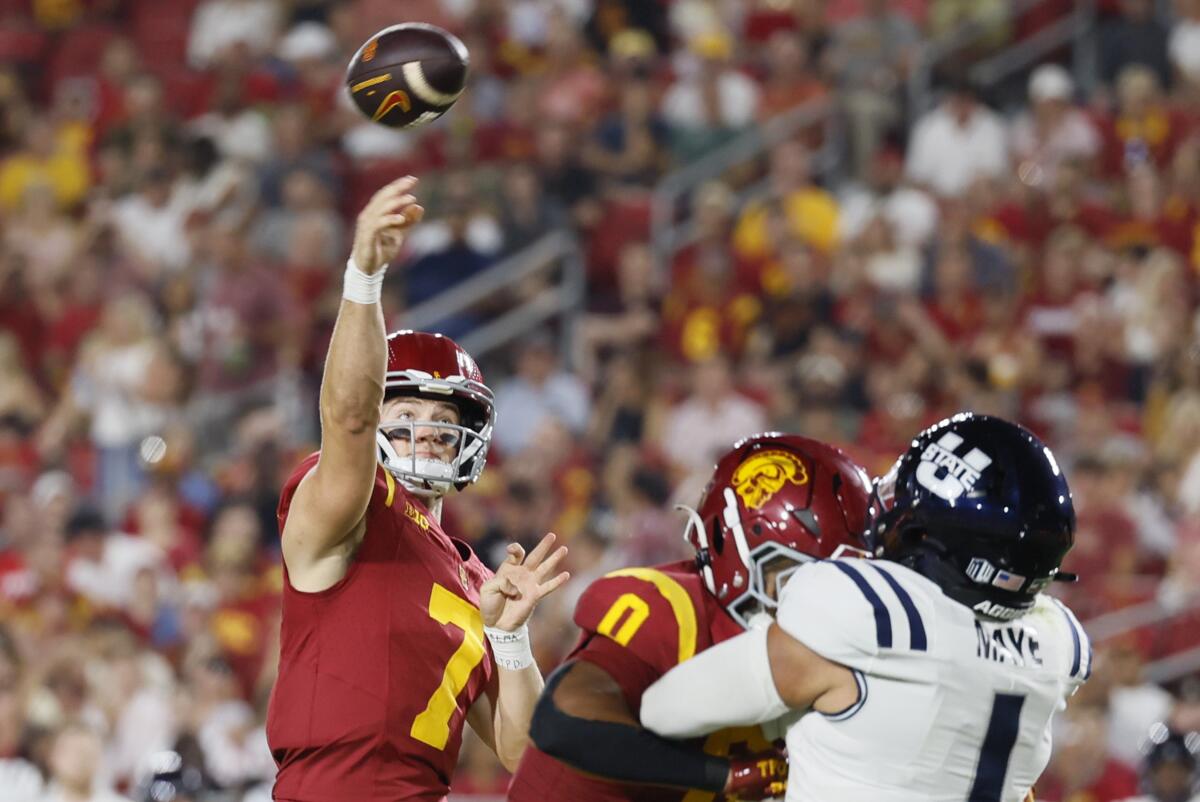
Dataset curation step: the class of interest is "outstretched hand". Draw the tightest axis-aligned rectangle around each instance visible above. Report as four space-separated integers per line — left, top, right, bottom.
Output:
350 175 425 275
480 532 570 632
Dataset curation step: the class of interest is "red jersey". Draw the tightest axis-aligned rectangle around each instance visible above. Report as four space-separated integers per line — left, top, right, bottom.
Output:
508 562 776 802
268 453 495 802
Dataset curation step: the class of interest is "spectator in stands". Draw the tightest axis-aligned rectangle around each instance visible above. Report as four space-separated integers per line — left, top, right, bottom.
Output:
839 146 939 249
0 628 42 802
583 79 670 189
1010 64 1101 186
906 76 1008 198
497 163 568 257
1101 66 1185 176
734 139 840 260
663 31 760 159
926 0 1012 54
257 104 340 209
62 506 164 611
189 69 273 165
757 29 827 121
1123 724 1200 802
1171 0 1200 86
830 0 921 177
44 722 131 802
660 356 767 491
1099 0 1172 89
533 122 602 227
187 0 284 70
1106 640 1177 769
109 166 196 276
187 221 294 395
0 115 89 212
493 334 591 457
250 168 344 265
1038 703 1140 801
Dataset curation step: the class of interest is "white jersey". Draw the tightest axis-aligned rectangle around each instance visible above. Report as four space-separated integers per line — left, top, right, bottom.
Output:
774 557 1090 802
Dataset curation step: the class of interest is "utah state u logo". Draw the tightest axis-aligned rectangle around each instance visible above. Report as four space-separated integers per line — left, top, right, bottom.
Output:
915 433 992 502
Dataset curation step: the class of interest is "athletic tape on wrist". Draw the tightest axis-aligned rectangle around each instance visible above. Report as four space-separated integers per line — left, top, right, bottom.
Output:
342 257 386 304
485 624 534 670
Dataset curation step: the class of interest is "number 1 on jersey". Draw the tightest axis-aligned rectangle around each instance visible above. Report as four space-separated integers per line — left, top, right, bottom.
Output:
968 693 1026 802
411 583 486 750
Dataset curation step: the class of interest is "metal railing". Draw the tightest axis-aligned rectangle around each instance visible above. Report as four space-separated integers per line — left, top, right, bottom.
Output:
907 0 1099 120
1083 594 1200 685
403 230 586 365
968 0 1099 100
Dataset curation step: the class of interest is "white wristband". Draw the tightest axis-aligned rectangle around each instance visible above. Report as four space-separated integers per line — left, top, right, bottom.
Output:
342 258 386 304
484 624 535 671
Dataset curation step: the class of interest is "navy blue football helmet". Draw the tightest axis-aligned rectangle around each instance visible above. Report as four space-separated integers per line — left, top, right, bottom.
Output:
867 413 1076 620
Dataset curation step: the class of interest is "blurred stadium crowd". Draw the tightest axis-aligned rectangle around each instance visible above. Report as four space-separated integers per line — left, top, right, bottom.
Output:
1 0 1200 799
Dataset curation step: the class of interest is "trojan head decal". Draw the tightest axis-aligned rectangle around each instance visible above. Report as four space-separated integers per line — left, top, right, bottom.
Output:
732 449 809 510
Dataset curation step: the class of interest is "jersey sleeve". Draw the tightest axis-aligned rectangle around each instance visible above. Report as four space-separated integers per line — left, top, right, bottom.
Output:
1031 595 1093 693
571 570 700 709
276 452 393 536
774 559 886 673
276 452 322 534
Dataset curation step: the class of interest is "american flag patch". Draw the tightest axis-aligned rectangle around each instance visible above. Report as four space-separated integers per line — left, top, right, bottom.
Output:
991 570 1026 592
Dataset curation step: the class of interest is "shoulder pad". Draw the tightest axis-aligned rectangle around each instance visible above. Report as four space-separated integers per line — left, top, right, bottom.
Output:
574 567 702 671
1029 594 1092 686
777 559 932 669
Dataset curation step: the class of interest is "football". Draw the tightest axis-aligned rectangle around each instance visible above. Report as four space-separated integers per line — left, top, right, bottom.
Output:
345 23 469 129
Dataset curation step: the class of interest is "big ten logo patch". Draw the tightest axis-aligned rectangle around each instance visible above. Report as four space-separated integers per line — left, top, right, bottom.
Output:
405 500 430 532
916 433 992 502
733 450 809 510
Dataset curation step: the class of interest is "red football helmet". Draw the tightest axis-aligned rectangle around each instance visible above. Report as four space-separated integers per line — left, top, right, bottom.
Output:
377 330 495 496
679 433 873 628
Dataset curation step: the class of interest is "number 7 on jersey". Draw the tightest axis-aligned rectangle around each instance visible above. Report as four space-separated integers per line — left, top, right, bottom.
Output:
411 583 486 749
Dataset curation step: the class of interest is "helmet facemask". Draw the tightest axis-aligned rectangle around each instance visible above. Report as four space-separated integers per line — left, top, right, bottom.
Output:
682 487 863 630
377 370 495 498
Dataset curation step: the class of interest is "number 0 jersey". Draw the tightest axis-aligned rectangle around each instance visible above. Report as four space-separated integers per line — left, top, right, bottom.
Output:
775 558 1090 802
508 562 775 802
268 453 495 802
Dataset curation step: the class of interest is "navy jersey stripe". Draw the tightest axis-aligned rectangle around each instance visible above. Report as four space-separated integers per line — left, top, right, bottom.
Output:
832 562 892 649
1055 598 1091 679
1051 598 1083 677
867 563 928 651
821 669 868 722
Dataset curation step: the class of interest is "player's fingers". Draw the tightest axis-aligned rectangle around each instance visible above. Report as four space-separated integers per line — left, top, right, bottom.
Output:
504 542 525 566
361 176 417 221
533 546 568 582
371 175 417 207
501 577 521 598
537 571 570 598
523 532 557 568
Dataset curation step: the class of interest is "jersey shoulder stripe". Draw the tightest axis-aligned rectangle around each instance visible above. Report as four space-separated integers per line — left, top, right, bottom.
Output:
864 563 927 651
831 561 892 648
601 567 698 663
1048 597 1091 679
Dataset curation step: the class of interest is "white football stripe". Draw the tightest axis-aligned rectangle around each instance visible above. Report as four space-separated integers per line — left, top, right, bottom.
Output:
402 61 464 107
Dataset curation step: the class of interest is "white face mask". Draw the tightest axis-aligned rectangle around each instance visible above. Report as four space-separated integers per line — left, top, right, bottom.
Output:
376 418 491 497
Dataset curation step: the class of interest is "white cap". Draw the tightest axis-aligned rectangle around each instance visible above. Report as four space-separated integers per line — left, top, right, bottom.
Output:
1029 64 1074 102
278 22 337 63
